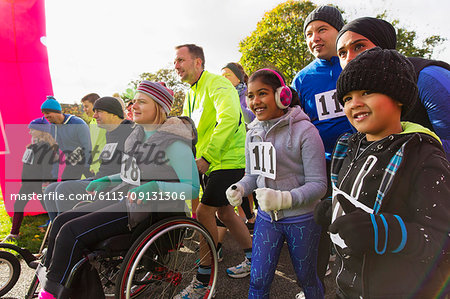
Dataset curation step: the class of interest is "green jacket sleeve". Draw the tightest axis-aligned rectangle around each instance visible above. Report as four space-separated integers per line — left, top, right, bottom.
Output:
201 77 242 165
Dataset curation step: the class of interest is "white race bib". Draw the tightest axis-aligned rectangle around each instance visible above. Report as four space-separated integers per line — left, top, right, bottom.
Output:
248 142 276 180
121 153 140 186
67 146 83 166
22 148 34 164
100 143 118 161
314 89 345 121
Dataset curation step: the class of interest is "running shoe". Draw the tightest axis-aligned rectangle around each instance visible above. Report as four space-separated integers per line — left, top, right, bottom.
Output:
226 257 251 278
173 276 211 299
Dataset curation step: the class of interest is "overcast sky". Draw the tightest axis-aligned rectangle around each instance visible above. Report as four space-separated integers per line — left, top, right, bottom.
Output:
44 0 450 103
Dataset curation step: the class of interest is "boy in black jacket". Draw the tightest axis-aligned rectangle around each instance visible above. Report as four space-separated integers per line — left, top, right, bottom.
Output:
315 47 449 298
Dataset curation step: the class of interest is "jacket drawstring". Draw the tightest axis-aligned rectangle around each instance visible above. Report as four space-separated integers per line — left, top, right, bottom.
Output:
287 117 293 149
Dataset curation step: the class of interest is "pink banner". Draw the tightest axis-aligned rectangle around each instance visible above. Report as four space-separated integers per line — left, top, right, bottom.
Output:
0 0 53 216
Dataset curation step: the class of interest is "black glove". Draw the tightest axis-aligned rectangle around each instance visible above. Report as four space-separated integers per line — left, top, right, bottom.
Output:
329 194 407 256
314 198 332 227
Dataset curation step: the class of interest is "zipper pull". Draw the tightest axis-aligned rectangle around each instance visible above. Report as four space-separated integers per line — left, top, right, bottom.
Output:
273 210 279 221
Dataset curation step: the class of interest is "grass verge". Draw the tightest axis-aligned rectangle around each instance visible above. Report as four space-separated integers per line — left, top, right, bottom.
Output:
1 191 49 254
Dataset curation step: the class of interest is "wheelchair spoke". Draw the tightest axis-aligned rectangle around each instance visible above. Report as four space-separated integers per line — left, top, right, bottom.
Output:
114 217 217 299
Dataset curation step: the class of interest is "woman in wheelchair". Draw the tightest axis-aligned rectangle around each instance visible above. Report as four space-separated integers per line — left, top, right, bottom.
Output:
37 81 200 299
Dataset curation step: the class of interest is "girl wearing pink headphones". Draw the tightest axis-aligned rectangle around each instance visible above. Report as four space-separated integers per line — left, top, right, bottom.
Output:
226 69 327 298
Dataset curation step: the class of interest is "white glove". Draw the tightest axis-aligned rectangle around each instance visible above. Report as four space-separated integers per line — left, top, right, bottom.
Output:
225 184 244 207
255 188 292 212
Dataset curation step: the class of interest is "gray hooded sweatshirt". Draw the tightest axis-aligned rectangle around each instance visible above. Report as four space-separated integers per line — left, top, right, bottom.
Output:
239 106 327 221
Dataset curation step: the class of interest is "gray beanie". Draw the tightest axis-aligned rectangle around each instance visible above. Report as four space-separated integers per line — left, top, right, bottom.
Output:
93 96 124 119
303 6 344 33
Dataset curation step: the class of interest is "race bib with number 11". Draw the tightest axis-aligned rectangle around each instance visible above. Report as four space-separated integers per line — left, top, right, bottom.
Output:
248 142 276 180
314 89 345 121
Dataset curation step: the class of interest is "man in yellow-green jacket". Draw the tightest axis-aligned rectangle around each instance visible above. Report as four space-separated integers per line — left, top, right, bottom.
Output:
81 93 106 177
174 44 253 298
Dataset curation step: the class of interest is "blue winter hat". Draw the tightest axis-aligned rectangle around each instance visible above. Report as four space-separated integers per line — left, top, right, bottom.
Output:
28 117 51 133
41 96 62 113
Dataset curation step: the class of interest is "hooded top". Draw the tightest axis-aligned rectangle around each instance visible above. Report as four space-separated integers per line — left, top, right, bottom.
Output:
330 122 449 298
51 114 91 167
109 116 200 206
123 117 196 183
238 106 327 221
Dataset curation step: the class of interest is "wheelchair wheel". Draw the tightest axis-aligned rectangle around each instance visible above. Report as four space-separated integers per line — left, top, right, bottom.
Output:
0 251 21 296
115 217 217 299
98 256 123 297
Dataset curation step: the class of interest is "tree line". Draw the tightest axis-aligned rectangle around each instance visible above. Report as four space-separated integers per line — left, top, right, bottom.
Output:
119 0 446 116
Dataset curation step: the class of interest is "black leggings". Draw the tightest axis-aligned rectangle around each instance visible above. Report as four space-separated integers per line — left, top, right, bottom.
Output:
43 199 184 294
61 164 85 181
11 183 43 234
44 200 129 288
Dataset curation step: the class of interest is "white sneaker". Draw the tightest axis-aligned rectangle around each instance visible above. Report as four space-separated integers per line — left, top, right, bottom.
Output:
173 276 211 299
295 291 305 299
226 257 251 278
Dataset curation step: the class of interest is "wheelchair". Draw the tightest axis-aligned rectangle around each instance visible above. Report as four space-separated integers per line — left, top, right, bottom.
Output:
1 215 218 299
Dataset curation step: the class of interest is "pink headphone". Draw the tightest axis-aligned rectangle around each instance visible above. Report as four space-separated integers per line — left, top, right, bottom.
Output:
257 68 292 109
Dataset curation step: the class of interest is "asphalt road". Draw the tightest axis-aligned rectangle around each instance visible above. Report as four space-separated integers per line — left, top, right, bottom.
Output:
3 230 336 299
213 230 336 299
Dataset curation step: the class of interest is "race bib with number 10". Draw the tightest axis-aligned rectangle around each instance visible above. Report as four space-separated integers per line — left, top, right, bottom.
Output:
248 142 276 180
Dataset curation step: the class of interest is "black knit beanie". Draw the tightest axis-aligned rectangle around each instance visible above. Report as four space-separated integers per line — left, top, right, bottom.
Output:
336 47 418 112
223 63 244 83
93 96 124 119
336 17 397 50
303 6 344 33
